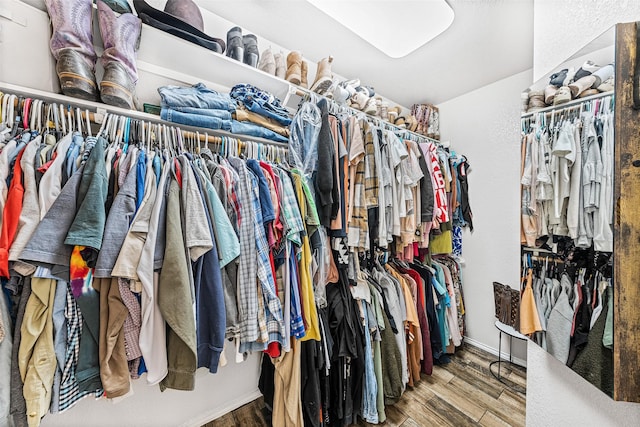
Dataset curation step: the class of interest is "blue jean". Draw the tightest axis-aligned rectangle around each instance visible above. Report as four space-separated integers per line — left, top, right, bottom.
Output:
230 120 289 143
168 106 233 120
161 108 232 131
161 108 289 143
362 303 379 423
158 83 237 111
230 84 292 126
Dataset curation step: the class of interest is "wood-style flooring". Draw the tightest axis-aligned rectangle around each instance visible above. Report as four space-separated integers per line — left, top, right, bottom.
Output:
204 344 526 427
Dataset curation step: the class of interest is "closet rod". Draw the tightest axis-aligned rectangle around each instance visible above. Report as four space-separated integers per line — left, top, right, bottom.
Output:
521 90 614 119
0 81 289 149
290 85 444 146
522 246 557 255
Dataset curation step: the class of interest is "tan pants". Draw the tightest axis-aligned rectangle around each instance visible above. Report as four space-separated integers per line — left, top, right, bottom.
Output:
234 107 291 137
19 278 57 427
272 337 304 426
94 277 130 398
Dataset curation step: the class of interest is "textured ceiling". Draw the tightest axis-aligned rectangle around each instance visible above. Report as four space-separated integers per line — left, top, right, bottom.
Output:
197 0 534 107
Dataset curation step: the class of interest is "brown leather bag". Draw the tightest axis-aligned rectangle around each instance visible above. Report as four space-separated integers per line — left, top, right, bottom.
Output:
492 281 521 330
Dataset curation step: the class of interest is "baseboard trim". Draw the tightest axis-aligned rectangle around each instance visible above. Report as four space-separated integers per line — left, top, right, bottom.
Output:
464 336 528 368
182 389 263 427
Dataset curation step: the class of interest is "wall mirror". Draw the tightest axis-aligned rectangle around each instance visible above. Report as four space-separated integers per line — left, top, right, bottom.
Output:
519 23 640 402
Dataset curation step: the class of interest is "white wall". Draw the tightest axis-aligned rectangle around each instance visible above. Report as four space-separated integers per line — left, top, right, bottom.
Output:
526 1 640 425
437 69 532 363
40 345 262 427
533 0 640 82
527 344 640 427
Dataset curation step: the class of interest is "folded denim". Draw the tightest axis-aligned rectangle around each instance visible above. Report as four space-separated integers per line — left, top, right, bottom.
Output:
158 83 237 111
170 106 233 121
229 120 288 143
230 83 291 126
161 108 289 143
234 107 290 137
161 108 232 131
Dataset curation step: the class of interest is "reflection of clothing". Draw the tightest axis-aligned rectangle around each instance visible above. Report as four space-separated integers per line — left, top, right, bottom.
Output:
520 269 543 335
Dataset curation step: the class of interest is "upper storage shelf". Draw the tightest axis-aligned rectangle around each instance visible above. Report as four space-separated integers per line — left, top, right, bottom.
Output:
1 0 409 117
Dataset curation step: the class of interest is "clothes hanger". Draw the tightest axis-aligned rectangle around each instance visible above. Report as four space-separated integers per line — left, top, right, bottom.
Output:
28 99 37 132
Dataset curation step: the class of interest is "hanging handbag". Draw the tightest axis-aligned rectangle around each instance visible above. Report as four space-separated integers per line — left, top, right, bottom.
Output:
492 281 521 329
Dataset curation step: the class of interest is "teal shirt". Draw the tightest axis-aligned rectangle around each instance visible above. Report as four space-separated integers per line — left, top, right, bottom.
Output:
195 168 240 268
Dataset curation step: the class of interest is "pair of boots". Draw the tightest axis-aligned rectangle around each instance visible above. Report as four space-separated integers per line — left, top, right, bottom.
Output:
285 52 333 94
226 26 259 67
258 48 287 80
45 0 142 110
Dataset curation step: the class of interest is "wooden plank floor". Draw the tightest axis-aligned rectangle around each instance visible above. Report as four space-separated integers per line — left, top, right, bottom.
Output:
204 344 526 427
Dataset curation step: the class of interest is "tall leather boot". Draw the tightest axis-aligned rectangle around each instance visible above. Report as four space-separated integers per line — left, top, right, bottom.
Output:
44 0 98 101
226 26 243 61
285 51 302 85
96 0 142 109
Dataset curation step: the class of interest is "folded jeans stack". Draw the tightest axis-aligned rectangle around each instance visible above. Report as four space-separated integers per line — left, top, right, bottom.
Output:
158 83 290 143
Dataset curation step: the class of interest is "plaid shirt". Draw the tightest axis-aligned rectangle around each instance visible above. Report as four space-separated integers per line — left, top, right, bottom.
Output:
248 169 285 348
228 158 259 346
347 120 369 250
363 121 379 207
275 168 304 247
119 278 142 377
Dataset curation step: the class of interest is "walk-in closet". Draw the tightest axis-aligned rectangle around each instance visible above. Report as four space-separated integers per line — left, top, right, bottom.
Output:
1 1 640 427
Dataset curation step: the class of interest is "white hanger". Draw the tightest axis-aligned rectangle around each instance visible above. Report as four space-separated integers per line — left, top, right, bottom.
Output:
85 109 92 137
59 104 67 134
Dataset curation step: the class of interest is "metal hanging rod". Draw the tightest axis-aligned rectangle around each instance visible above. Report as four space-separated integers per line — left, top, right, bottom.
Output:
0 81 289 148
521 90 614 119
289 85 444 146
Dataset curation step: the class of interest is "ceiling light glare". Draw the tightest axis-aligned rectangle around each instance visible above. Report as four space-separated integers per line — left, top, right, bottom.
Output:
307 0 455 58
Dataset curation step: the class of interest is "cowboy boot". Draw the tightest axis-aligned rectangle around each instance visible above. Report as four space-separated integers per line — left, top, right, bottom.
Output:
286 51 302 85
44 0 98 101
310 56 333 95
96 0 142 109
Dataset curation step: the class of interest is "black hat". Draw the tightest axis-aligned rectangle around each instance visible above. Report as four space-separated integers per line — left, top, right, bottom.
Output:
133 0 226 54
